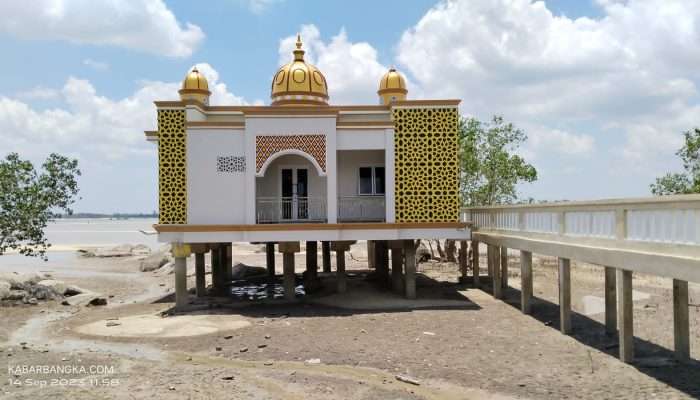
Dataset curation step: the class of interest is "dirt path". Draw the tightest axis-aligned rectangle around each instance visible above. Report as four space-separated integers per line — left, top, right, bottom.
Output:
1 247 700 399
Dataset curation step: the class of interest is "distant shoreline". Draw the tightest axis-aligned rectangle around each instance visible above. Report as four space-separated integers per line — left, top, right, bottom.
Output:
56 213 158 219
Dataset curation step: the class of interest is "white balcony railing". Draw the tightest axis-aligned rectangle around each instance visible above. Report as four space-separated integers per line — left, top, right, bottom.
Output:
338 196 385 222
256 196 326 223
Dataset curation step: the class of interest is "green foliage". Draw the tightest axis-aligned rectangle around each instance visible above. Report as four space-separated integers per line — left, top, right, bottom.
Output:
459 115 537 206
651 128 700 195
0 153 80 259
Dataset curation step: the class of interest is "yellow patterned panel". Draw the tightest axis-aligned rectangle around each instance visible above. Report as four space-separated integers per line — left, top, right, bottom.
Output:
157 109 187 224
393 107 459 222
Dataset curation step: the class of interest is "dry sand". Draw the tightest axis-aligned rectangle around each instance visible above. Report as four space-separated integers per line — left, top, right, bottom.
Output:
1 241 699 399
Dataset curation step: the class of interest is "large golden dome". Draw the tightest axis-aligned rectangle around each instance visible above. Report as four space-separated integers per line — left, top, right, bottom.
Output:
271 35 328 106
179 66 211 105
378 67 407 105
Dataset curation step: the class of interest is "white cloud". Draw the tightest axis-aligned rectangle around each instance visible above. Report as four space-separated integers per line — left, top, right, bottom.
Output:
396 0 700 181
16 86 60 100
278 25 394 104
245 0 284 14
83 58 109 71
0 0 204 57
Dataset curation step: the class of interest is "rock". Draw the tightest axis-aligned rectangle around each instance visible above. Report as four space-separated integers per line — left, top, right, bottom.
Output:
37 280 67 296
0 281 10 300
63 285 83 297
231 263 267 280
61 292 107 307
106 321 121 327
416 242 431 263
224 335 233 340
239 347 248 353
264 361 273 366
264 334 271 339
81 244 152 258
140 252 171 272
25 284 62 301
257 344 267 349
395 374 420 385
422 331 436 336
131 244 151 256
305 358 321 365
0 272 45 289
6 290 27 301
26 298 38 305
221 376 234 381
215 347 222 351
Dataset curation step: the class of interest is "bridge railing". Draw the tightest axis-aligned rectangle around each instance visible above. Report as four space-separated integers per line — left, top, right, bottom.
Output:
464 194 700 262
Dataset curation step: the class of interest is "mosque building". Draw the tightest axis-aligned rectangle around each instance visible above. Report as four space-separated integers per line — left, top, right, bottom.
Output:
145 35 467 306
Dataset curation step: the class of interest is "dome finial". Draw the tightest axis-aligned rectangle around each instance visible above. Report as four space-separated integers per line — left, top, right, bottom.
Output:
293 33 305 61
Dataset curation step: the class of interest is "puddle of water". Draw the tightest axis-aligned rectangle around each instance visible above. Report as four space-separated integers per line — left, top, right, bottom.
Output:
230 282 306 301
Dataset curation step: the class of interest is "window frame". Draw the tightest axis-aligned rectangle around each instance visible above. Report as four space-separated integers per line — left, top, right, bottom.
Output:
357 166 385 196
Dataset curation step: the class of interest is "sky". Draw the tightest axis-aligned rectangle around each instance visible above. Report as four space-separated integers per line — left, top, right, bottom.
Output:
0 0 698 213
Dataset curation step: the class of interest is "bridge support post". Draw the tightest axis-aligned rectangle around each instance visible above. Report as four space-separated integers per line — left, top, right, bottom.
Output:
558 258 572 334
403 240 417 299
616 269 634 363
520 250 533 314
673 279 690 362
501 247 509 289
604 266 617 335
279 242 300 301
472 240 480 287
266 243 276 278
490 245 503 299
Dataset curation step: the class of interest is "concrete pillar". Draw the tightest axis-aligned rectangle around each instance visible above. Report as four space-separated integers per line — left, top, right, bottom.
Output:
210 246 221 294
500 247 509 289
279 242 300 301
217 245 228 286
195 252 206 297
604 266 617 336
472 240 480 286
375 241 390 287
391 244 403 294
490 245 503 299
322 241 331 273
403 240 417 299
673 279 690 362
305 241 318 290
558 258 572 334
266 243 275 278
616 269 634 363
520 250 533 314
174 256 187 309
336 249 346 293
367 240 376 269
459 240 468 280
224 244 233 282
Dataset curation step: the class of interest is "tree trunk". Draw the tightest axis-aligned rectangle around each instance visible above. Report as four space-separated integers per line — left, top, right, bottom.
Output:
426 240 435 259
434 240 445 261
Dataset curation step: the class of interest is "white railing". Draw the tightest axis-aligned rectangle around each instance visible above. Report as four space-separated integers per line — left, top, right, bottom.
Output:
465 195 700 255
338 196 385 222
256 196 326 223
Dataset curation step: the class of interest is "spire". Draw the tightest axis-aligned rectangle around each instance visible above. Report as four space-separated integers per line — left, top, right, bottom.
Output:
293 33 305 61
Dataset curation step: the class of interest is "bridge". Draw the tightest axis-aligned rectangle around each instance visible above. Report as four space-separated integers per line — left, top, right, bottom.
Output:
463 194 699 363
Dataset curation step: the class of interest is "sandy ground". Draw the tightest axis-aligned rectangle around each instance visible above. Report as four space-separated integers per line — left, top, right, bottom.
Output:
1 242 699 399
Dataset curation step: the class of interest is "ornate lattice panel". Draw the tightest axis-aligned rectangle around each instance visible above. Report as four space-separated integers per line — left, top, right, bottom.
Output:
393 107 459 222
255 135 326 173
217 156 245 173
157 109 187 224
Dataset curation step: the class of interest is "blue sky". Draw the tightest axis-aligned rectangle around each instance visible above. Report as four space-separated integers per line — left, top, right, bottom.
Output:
1 0 697 213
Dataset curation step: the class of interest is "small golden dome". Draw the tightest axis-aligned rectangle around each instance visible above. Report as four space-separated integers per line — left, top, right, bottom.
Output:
271 34 329 106
179 66 211 105
378 67 407 105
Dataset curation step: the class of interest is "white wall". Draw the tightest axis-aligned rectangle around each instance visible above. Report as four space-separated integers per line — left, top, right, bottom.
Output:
187 129 246 224
337 129 386 150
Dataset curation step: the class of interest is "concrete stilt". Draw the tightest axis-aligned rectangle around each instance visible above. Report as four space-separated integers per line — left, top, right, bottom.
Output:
174 256 187 309
459 240 468 280
367 240 376 269
673 279 690 362
501 247 509 289
305 241 318 290
403 240 417 299
322 241 331 273
391 243 403 294
558 258 572 334
520 250 533 314
224 244 233 282
604 266 617 336
490 245 503 299
616 268 634 363
266 243 275 278
210 246 221 294
472 240 480 286
487 244 494 279
331 241 353 293
279 242 300 301
195 252 206 297
375 241 390 287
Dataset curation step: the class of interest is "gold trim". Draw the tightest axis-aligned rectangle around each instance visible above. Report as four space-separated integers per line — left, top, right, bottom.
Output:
377 88 408 95
271 99 330 107
154 221 469 233
179 88 211 96
154 99 460 112
271 91 330 99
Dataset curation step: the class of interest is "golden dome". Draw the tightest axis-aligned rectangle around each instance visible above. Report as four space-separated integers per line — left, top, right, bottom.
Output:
179 66 211 105
378 67 407 105
271 34 329 106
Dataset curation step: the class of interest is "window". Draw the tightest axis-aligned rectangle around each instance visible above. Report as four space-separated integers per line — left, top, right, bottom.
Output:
358 166 385 195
